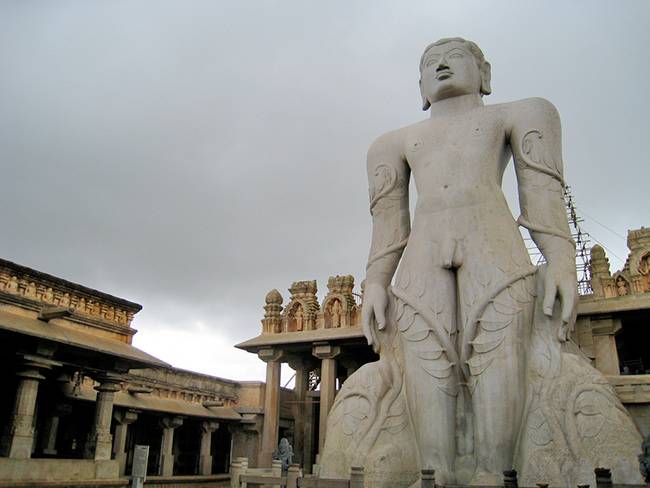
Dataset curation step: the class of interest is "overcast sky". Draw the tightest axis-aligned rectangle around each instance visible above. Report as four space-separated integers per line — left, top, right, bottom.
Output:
1 1 648 382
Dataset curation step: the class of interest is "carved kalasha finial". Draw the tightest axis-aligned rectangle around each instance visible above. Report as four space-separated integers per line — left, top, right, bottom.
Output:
262 289 283 334
589 244 614 298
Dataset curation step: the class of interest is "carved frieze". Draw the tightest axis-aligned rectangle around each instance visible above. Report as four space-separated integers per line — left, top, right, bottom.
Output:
263 277 364 333
0 260 139 329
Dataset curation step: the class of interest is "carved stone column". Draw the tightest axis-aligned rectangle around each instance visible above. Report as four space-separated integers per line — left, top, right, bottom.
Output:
41 403 72 455
160 416 183 476
85 374 122 460
312 342 340 454
303 391 316 473
229 418 262 467
592 317 622 375
6 354 60 459
259 347 283 467
199 420 219 475
112 409 138 475
288 357 313 466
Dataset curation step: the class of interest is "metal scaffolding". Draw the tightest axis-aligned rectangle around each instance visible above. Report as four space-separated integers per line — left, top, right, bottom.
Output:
523 185 592 295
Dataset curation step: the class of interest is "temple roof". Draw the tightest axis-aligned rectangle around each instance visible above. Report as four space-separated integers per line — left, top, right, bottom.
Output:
235 326 366 352
0 308 168 369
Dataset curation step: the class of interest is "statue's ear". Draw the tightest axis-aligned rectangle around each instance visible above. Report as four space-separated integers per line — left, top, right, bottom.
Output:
480 60 492 96
419 79 431 111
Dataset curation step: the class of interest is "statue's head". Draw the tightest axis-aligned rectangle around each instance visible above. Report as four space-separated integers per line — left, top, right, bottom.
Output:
419 37 492 110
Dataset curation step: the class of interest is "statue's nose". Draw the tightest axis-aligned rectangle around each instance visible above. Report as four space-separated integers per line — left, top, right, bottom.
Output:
436 57 449 71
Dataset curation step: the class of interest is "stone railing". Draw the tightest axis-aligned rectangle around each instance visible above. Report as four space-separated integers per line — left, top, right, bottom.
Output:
230 461 646 488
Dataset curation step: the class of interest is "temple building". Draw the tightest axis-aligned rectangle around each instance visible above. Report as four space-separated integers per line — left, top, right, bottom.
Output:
237 227 650 471
0 258 290 486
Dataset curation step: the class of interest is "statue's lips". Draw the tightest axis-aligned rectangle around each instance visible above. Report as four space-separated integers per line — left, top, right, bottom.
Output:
436 71 453 80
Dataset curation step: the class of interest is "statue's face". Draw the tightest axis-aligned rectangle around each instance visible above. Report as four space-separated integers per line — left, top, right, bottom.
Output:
419 41 482 105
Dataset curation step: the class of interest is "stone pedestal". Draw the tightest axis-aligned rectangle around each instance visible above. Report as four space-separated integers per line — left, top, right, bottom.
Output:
85 374 122 461
112 409 138 475
259 348 283 467
313 342 340 455
160 416 183 476
199 420 219 475
592 317 622 375
7 354 60 459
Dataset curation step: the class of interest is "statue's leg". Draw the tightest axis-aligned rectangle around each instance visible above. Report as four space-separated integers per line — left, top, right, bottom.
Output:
394 265 458 484
458 260 535 480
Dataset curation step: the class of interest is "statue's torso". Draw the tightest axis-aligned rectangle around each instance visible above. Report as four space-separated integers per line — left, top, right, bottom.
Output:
394 103 529 275
404 104 510 215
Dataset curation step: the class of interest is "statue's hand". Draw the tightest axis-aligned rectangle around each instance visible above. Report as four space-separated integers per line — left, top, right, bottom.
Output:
542 261 578 341
361 282 388 352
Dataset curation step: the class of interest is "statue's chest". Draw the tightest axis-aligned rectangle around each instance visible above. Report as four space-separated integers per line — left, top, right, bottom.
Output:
404 116 506 176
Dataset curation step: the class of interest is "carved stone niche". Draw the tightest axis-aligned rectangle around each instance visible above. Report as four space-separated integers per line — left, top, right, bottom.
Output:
320 275 357 329
261 289 283 334
638 252 650 293
281 281 319 332
613 272 631 297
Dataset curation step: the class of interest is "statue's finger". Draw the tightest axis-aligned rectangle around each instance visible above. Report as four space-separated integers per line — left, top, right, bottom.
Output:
375 301 386 330
361 308 374 346
560 284 577 325
542 276 557 317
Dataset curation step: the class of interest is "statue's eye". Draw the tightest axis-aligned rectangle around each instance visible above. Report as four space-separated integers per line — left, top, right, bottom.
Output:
449 53 462 59
426 56 440 66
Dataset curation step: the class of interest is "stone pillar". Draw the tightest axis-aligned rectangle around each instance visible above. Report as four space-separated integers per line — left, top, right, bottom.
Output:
199 420 219 475
85 374 122 460
303 391 316 473
259 347 283 467
287 463 300 488
230 457 248 488
7 355 59 458
288 358 311 466
41 403 72 455
312 342 340 455
112 409 138 475
160 416 183 476
592 317 622 375
271 459 283 488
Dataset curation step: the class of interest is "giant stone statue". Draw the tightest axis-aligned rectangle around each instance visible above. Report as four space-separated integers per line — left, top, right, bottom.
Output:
319 38 643 487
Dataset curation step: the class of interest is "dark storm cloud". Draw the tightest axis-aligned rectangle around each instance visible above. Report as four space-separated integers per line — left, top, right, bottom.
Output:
1 1 648 377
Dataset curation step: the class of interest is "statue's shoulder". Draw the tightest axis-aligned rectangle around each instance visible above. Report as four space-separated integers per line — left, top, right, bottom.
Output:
497 97 560 125
369 120 428 158
368 125 411 160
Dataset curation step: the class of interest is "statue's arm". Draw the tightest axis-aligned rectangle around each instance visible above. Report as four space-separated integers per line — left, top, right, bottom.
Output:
362 131 410 348
509 98 578 333
365 131 410 288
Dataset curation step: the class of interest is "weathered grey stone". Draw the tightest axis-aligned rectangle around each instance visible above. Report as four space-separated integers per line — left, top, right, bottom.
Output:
320 37 643 487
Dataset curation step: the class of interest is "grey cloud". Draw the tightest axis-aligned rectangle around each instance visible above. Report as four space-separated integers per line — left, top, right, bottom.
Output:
0 1 648 368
